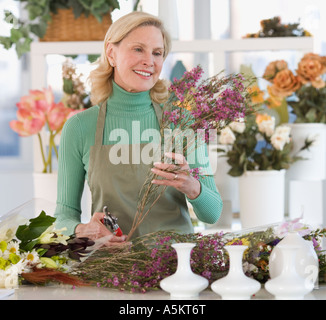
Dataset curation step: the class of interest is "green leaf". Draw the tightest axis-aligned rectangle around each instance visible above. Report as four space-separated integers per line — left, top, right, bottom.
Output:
15 37 32 58
63 78 74 94
0 36 13 49
16 211 55 249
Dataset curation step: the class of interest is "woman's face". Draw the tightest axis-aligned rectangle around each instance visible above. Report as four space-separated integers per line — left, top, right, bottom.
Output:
107 25 165 93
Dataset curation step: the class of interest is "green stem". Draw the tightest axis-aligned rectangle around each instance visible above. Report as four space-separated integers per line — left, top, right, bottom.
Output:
37 133 47 173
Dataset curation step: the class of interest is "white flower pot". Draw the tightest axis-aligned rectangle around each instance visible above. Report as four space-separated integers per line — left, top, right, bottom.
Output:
33 172 58 207
239 170 285 229
286 123 326 180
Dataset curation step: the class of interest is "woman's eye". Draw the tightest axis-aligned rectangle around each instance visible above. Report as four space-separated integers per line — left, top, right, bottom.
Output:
134 47 143 52
154 51 163 57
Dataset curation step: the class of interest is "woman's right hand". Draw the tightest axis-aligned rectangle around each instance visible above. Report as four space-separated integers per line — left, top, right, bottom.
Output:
75 211 127 246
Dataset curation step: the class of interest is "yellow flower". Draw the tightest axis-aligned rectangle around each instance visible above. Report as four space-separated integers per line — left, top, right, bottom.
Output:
0 241 7 252
255 113 272 124
265 87 284 108
248 85 265 104
226 237 250 246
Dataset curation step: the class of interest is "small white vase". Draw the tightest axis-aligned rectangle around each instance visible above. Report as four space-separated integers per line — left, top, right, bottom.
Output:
160 243 208 299
211 245 261 300
265 245 314 300
269 232 319 287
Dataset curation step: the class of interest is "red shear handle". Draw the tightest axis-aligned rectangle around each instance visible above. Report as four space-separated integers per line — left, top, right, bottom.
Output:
114 227 123 237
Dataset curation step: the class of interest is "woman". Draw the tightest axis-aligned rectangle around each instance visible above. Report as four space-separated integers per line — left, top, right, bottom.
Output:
54 12 223 244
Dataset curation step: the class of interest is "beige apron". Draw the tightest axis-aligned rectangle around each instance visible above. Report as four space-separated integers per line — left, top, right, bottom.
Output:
88 100 193 239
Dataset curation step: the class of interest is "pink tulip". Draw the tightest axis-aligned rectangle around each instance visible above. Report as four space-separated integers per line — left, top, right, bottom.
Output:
47 102 72 131
10 116 45 137
11 87 74 173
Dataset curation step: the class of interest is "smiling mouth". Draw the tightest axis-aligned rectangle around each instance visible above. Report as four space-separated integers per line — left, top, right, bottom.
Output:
134 70 153 77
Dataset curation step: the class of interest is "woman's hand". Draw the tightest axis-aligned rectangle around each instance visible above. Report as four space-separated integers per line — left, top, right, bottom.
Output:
75 211 127 246
151 152 201 200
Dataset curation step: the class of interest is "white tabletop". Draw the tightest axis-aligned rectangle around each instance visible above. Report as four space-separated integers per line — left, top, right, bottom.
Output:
5 284 326 300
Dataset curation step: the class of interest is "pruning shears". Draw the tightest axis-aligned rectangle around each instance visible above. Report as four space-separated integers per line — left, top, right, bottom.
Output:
101 206 123 237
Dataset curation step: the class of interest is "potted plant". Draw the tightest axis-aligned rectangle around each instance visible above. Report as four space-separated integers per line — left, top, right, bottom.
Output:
0 0 139 58
263 53 326 180
217 113 311 228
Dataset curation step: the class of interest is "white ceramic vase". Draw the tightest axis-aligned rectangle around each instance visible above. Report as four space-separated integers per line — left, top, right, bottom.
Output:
211 245 261 300
239 170 285 229
33 172 58 205
265 245 314 300
269 231 319 287
286 123 326 180
160 243 208 299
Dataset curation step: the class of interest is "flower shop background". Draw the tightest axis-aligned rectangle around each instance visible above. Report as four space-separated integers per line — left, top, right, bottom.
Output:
1 0 326 229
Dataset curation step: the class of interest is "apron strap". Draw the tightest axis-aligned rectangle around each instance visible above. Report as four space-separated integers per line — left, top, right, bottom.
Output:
94 101 108 146
152 101 163 124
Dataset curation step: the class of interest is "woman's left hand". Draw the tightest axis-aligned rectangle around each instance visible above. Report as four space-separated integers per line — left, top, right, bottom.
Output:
151 152 201 200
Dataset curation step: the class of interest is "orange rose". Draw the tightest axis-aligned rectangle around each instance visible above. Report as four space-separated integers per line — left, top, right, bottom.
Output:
296 53 326 88
269 69 301 97
263 60 288 82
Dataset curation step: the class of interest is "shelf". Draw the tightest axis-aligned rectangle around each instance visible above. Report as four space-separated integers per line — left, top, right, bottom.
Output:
30 37 314 171
31 37 314 54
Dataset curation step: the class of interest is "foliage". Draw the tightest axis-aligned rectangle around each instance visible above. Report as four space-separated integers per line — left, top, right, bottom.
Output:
288 85 326 123
0 211 94 288
244 16 312 38
216 113 312 177
74 222 326 293
0 0 121 57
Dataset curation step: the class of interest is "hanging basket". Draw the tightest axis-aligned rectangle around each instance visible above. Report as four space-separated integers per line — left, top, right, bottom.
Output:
40 8 112 42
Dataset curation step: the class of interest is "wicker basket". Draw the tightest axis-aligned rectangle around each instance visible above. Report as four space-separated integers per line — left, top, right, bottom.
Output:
40 8 112 42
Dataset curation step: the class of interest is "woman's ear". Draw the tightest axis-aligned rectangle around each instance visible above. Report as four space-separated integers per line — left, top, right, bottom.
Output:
106 43 116 67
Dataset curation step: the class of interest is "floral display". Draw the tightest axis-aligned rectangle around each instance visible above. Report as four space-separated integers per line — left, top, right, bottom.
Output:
244 16 312 38
10 83 83 173
9 87 79 173
75 218 326 292
62 58 91 110
263 53 326 123
1 209 325 294
216 113 313 177
0 211 93 288
128 65 256 239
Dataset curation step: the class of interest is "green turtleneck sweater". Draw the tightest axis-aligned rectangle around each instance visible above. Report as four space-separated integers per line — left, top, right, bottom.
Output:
54 82 223 235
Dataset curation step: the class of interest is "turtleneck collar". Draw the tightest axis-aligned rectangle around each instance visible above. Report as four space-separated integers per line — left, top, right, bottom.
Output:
106 81 153 116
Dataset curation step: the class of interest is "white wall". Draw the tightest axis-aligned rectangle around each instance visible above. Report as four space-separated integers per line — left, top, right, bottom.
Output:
0 171 33 216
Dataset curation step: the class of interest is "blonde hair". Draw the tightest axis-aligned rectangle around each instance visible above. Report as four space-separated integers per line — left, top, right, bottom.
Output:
88 11 172 106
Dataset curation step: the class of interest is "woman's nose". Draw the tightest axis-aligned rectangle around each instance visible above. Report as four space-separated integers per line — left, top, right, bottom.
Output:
142 52 154 67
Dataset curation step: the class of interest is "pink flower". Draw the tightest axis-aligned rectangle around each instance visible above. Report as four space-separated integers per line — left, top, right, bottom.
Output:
10 108 45 137
47 102 72 131
10 87 74 173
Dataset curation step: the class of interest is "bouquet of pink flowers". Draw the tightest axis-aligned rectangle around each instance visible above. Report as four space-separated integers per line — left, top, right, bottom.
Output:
128 65 256 239
10 87 81 173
